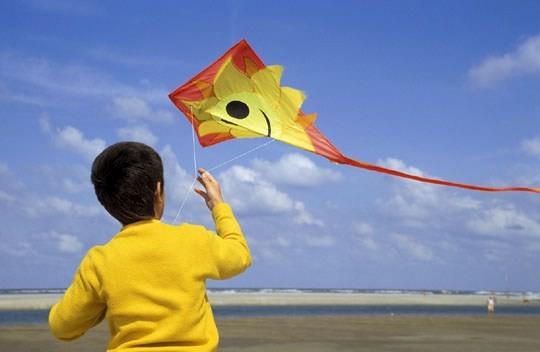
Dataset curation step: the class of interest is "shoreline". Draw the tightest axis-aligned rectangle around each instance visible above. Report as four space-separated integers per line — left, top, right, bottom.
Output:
1 292 538 311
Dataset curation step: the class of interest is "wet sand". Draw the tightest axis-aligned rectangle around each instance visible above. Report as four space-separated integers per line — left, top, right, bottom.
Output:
0 315 539 352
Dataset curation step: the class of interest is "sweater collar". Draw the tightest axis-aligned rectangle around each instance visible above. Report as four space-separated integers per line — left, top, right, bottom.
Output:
120 218 161 232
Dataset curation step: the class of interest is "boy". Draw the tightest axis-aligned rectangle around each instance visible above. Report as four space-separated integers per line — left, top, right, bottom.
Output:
49 142 251 351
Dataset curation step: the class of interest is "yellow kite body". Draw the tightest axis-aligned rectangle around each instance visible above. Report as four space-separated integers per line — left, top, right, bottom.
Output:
186 59 317 153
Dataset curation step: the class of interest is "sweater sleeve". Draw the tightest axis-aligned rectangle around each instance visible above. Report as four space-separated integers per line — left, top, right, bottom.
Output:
49 249 106 341
203 203 252 280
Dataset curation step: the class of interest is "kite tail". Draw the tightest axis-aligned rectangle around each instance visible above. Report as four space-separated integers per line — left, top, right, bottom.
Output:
337 156 540 194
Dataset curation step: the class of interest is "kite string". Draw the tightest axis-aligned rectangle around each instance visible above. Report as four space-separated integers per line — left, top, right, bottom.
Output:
172 139 275 224
172 178 197 224
207 139 275 172
190 105 198 176
172 106 198 224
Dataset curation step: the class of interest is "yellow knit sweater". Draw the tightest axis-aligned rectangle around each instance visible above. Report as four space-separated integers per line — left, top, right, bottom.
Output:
49 203 251 351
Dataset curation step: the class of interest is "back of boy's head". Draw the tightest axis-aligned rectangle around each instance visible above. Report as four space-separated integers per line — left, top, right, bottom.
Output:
91 142 164 226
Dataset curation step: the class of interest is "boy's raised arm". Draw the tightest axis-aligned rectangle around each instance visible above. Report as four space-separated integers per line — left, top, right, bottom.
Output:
205 203 251 279
194 168 252 279
49 250 106 341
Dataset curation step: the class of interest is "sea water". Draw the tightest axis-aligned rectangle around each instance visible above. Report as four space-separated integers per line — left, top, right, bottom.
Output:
1 288 539 325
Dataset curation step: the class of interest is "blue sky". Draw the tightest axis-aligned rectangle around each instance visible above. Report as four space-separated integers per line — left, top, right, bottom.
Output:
1 0 540 291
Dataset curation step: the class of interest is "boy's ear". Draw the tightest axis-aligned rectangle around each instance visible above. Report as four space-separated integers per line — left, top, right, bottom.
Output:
155 181 163 199
154 181 164 219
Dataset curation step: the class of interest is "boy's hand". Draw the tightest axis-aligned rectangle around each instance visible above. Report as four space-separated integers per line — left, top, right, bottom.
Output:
194 168 224 210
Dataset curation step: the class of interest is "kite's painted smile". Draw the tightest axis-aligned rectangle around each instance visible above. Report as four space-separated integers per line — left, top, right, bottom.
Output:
223 100 272 137
259 109 271 137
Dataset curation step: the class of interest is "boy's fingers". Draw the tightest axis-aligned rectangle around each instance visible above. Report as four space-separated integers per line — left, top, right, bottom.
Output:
198 168 216 184
196 176 207 188
194 188 208 199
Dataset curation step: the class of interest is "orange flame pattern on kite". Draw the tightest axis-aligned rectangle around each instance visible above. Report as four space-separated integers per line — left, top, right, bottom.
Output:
169 39 540 194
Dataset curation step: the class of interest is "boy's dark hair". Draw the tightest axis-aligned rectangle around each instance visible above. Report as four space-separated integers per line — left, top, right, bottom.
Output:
91 142 164 225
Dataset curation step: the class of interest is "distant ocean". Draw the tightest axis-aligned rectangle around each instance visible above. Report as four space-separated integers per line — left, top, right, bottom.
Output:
2 287 540 296
1 288 540 325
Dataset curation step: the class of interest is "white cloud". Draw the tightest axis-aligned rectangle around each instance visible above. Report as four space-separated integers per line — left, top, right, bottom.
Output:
110 96 174 123
56 126 106 160
468 35 540 88
55 233 83 253
358 237 379 251
87 47 183 67
353 222 375 236
0 241 34 257
0 162 8 175
378 157 424 177
27 0 102 15
160 145 195 205
392 233 434 262
0 189 16 204
305 234 335 248
251 153 341 187
377 157 481 223
0 53 167 108
353 222 379 251
219 165 322 226
522 136 540 157
467 206 540 238
220 165 294 212
33 231 84 254
275 236 291 247
61 178 88 194
40 118 106 160
293 202 323 226
117 125 158 146
26 196 101 218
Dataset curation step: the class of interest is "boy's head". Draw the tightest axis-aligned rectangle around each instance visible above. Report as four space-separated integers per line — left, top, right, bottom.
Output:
91 142 165 226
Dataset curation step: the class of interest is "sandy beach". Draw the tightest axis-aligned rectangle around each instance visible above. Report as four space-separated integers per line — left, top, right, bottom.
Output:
1 291 538 310
1 292 539 351
0 316 539 351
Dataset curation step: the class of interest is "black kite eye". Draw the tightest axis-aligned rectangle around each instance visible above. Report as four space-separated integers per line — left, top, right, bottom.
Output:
226 100 249 119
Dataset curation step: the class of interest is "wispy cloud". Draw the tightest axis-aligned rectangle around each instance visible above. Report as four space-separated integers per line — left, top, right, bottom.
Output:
252 153 341 187
40 118 106 160
110 96 175 123
305 234 335 248
0 162 8 175
377 157 480 225
159 145 201 222
87 47 183 67
26 0 103 16
117 125 158 146
0 53 167 108
0 189 16 204
41 231 84 253
467 205 540 238
25 196 101 218
0 184 101 219
353 222 379 251
392 233 435 262
468 34 540 88
521 136 540 157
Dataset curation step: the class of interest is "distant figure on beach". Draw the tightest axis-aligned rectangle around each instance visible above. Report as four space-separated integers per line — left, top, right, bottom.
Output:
48 142 251 351
487 295 496 315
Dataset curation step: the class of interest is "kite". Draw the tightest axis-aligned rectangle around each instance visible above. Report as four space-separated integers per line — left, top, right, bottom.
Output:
169 39 540 194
